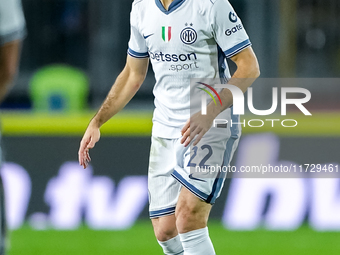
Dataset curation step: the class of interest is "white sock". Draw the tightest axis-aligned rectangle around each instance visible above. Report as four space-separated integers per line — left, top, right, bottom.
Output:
179 227 215 255
158 235 184 255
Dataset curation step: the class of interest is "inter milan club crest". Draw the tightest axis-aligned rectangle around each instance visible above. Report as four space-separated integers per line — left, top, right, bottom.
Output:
180 23 197 45
162 26 172 42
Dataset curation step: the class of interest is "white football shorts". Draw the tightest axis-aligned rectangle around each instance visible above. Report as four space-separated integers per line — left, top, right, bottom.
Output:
148 113 241 219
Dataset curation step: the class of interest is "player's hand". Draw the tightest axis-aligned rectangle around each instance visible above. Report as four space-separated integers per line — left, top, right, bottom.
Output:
181 112 214 147
78 123 101 169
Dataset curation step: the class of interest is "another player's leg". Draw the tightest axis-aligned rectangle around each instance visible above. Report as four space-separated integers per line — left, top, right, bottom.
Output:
175 187 215 255
152 215 183 255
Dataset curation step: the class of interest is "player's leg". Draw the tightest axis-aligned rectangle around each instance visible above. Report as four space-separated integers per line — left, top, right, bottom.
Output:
175 188 215 255
148 136 184 255
152 215 183 254
176 187 211 233
172 112 240 255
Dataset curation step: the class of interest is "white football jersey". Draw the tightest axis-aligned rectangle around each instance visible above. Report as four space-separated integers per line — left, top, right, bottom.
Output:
0 0 25 45
128 0 251 138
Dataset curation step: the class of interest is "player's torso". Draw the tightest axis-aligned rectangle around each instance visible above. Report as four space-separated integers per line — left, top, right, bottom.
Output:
137 0 220 80
134 0 233 138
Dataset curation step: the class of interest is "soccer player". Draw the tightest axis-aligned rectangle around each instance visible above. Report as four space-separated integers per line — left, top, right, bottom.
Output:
78 0 260 254
0 0 26 253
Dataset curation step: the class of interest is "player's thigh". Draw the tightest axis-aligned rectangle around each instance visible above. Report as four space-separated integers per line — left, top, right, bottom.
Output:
148 136 181 218
172 127 231 204
175 186 212 233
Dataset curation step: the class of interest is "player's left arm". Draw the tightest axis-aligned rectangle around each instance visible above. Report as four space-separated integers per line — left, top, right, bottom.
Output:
209 46 260 113
181 46 260 147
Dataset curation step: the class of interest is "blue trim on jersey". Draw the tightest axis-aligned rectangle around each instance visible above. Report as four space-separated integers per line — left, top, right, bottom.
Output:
171 170 209 202
150 206 176 218
155 0 186 15
174 251 184 255
224 39 251 59
217 45 227 80
206 171 222 204
127 48 149 58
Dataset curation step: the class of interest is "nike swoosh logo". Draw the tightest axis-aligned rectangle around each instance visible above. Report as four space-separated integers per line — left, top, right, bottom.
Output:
143 33 154 39
189 174 206 182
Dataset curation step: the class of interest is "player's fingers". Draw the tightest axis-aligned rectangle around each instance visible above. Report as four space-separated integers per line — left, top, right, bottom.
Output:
193 130 205 146
78 148 85 167
182 121 200 145
79 150 85 166
181 125 194 145
78 137 89 164
78 143 83 162
183 126 197 147
181 127 190 144
181 119 190 135
79 152 85 167
188 126 202 147
86 149 91 162
83 160 88 169
184 136 191 147
190 126 201 141
82 154 89 169
81 151 89 167
79 136 89 150
80 156 85 169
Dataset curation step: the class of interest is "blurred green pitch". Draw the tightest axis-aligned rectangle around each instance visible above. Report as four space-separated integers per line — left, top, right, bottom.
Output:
9 221 340 255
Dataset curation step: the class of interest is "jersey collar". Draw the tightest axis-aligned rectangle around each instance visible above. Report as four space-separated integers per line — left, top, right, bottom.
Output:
155 0 186 15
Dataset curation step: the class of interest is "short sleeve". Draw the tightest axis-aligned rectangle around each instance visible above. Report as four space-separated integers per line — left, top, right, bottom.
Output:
0 0 26 45
210 0 251 59
127 3 149 58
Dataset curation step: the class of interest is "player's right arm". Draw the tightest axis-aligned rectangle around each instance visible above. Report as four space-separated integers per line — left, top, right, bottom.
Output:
78 55 149 168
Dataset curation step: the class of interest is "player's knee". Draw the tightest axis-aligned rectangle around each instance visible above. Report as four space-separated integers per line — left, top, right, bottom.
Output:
152 215 178 241
154 227 178 242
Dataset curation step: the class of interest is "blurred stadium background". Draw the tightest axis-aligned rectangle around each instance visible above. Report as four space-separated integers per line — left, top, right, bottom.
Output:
1 0 340 254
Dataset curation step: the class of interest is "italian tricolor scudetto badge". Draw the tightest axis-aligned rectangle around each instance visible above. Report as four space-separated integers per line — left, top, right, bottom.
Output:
162 26 172 42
